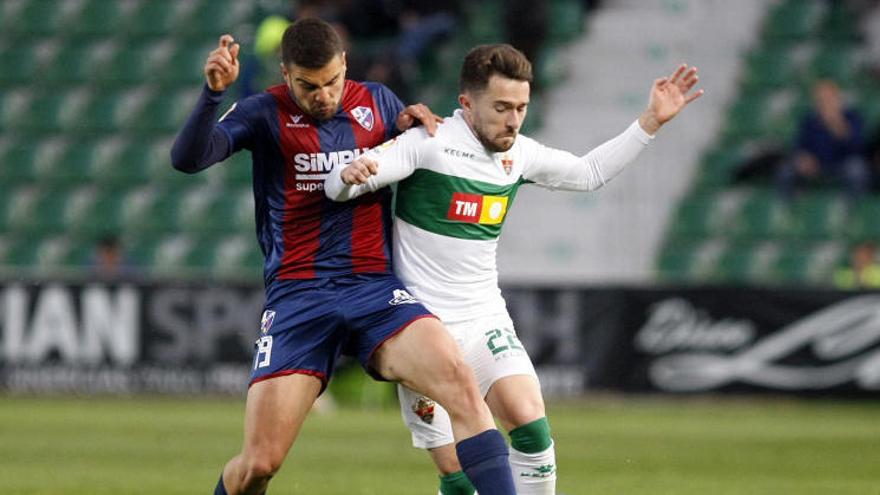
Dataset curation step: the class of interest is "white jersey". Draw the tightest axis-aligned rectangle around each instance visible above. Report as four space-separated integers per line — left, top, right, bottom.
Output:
326 110 653 321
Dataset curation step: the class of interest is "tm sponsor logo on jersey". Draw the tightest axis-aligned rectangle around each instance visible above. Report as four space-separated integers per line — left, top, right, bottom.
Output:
447 192 509 225
293 147 370 191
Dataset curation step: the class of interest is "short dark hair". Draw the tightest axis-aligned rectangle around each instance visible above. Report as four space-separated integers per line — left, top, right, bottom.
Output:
460 44 533 93
281 18 343 69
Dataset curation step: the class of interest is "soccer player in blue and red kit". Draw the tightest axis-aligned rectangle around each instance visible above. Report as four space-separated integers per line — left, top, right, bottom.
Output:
170 19 517 495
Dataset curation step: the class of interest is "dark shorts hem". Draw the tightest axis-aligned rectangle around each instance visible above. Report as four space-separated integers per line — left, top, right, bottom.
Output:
249 369 329 394
365 314 440 381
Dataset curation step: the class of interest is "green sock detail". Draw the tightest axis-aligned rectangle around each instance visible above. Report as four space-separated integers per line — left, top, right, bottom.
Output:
439 470 476 495
509 416 553 454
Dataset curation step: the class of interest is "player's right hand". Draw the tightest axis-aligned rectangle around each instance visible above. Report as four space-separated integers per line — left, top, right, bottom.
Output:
205 34 240 92
341 158 379 185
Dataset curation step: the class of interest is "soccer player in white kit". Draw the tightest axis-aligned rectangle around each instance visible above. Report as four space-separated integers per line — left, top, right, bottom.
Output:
326 44 702 494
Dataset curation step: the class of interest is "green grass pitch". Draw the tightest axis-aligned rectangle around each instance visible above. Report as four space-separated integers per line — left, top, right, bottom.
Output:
1 395 879 494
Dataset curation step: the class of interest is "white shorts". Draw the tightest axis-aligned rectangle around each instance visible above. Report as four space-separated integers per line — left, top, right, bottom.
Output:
398 312 538 449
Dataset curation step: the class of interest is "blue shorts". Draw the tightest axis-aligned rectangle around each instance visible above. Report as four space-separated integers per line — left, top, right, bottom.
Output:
249 273 435 392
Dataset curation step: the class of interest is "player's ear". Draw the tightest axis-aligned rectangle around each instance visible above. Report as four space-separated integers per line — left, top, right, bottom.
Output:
459 93 471 112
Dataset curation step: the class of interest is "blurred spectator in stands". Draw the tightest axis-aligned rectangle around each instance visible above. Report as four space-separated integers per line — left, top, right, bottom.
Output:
90 235 136 279
833 240 880 289
504 0 548 92
775 79 870 206
239 14 289 99
866 125 880 192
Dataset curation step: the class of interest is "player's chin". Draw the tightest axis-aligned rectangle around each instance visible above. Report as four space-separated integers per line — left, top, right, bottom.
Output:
493 137 515 152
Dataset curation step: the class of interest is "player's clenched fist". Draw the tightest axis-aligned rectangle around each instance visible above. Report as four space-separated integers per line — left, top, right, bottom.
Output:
205 34 240 92
340 157 379 185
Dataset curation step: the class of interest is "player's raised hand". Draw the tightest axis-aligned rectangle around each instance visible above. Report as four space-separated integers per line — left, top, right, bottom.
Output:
397 103 444 136
639 64 703 135
341 157 379 185
205 34 241 92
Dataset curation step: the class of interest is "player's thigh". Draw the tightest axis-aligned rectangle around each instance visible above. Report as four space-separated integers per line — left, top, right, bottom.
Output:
242 372 323 462
373 316 466 393
398 383 455 450
485 374 546 432
461 315 545 431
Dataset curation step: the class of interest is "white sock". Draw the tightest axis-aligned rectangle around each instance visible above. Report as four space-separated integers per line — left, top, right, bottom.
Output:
509 441 556 494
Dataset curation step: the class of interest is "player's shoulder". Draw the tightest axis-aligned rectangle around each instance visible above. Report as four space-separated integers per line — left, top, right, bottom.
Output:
222 88 278 121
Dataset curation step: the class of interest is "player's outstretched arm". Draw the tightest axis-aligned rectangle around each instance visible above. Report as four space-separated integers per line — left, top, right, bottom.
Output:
325 130 426 201
637 63 703 135
171 35 242 173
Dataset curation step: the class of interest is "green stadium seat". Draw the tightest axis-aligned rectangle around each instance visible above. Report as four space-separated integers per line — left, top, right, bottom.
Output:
9 92 67 133
124 88 198 133
0 42 40 86
63 0 123 38
123 0 179 38
40 42 109 86
95 43 167 87
0 139 41 184
3 0 66 36
763 0 821 41
819 2 859 41
846 198 880 238
464 1 503 42
220 152 253 185
785 192 846 239
156 44 214 86
729 188 788 240
172 0 253 39
150 234 196 273
743 47 798 89
210 234 263 278
38 139 97 185
1 235 42 267
90 139 153 186
809 43 858 83
67 189 129 238
182 186 253 235
705 242 751 284
550 0 585 43
8 186 70 235
656 239 702 281
723 93 773 140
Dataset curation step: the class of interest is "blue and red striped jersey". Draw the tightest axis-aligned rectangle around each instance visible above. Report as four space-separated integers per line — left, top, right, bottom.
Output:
197 81 404 283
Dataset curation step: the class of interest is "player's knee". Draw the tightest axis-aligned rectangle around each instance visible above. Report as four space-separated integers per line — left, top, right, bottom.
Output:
434 357 481 402
242 454 283 485
509 416 554 454
504 399 546 430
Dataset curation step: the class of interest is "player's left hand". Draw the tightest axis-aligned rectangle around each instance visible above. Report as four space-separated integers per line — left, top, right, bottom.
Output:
341 157 379 185
639 64 703 135
397 103 443 136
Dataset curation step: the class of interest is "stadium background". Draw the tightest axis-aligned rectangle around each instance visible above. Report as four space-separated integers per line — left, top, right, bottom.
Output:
1 0 879 493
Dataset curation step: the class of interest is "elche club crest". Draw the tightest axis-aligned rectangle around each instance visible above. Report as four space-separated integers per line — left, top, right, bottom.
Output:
350 106 374 131
412 396 436 424
501 154 513 175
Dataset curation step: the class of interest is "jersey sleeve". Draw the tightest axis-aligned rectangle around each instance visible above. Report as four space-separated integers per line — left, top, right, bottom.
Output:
324 126 428 201
170 85 262 173
521 120 653 191
365 82 406 140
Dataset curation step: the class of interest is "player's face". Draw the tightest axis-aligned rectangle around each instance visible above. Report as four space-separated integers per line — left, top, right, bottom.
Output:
282 53 347 121
461 75 530 152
